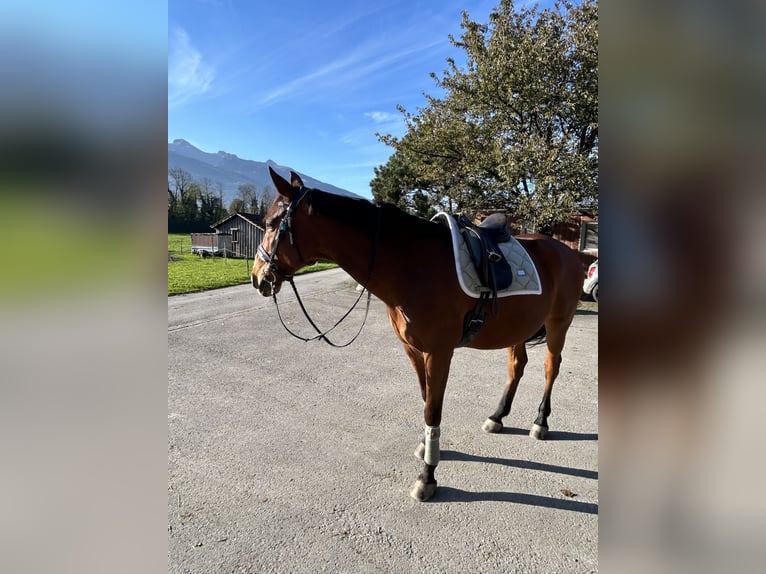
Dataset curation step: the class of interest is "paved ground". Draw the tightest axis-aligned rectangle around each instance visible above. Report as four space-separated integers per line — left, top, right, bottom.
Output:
168 269 598 573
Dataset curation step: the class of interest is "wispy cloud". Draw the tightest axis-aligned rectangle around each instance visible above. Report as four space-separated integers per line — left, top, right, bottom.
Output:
365 111 398 124
168 27 215 109
256 53 359 108
252 36 445 110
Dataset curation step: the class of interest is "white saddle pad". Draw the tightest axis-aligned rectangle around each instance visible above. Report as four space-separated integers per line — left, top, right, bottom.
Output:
432 212 542 298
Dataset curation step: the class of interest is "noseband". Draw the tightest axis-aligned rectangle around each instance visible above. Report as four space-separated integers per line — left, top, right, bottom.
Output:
257 187 380 348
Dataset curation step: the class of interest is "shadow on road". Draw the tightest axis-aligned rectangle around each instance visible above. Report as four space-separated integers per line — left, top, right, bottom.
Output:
440 449 598 480
498 427 599 442
430 486 599 513
574 308 598 316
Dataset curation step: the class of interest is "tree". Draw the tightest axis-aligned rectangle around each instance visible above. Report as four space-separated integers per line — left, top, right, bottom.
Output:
181 182 201 223
167 168 226 231
376 0 597 226
237 183 258 213
228 198 246 214
412 190 436 219
258 185 275 216
370 151 410 209
198 177 226 225
370 149 439 218
168 166 194 215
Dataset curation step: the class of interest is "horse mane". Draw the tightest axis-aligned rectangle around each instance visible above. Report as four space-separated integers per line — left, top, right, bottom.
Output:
307 189 446 243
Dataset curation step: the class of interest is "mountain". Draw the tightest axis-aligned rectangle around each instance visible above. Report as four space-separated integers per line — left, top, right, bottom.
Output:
168 139 360 205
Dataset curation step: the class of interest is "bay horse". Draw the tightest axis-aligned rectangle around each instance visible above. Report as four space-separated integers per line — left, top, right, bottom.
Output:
252 168 584 502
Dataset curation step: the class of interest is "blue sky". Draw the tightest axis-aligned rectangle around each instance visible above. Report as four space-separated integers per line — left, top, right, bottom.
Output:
169 0 549 199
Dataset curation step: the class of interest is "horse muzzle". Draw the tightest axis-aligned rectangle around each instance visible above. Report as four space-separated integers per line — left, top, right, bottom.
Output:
252 269 280 297
252 258 272 297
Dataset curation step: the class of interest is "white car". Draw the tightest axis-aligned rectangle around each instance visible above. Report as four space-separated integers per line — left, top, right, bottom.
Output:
583 259 598 301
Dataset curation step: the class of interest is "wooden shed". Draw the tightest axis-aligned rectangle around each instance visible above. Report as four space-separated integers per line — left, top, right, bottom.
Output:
190 233 233 257
550 212 598 268
210 212 265 259
506 209 598 268
550 211 598 252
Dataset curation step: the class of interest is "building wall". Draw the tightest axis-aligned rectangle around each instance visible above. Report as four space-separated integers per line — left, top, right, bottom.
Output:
553 215 598 269
551 218 582 251
190 233 233 255
190 233 217 250
213 215 264 259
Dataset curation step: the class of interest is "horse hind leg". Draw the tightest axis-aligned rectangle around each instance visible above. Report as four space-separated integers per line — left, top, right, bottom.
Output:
529 316 571 440
482 343 528 433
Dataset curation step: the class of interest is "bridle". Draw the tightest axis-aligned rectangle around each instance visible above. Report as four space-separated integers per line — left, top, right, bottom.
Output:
256 187 380 348
256 187 310 286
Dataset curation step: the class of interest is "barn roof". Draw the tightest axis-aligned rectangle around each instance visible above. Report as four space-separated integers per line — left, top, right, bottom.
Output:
210 211 265 230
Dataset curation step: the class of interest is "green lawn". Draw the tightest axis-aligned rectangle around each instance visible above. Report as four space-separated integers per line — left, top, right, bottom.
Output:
168 233 336 295
0 194 141 300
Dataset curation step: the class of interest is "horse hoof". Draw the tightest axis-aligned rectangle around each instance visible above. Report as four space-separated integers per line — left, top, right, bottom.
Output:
482 418 503 433
529 424 548 440
414 441 425 460
409 478 437 502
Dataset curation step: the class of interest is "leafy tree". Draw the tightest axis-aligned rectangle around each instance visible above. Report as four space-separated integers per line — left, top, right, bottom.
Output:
412 189 436 219
198 177 226 225
376 0 597 227
181 182 201 223
370 151 410 209
168 168 227 231
370 149 439 218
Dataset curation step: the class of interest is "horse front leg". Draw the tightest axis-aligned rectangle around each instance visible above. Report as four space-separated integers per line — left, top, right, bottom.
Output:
402 343 427 403
482 343 528 433
404 344 429 461
410 349 453 502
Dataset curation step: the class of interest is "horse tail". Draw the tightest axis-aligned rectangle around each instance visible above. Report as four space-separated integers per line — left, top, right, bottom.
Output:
525 324 547 346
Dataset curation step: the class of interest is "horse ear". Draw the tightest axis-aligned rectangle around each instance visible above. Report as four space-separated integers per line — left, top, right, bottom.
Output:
269 166 296 200
290 171 305 189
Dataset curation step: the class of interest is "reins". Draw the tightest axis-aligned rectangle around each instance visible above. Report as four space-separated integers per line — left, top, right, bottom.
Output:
269 193 381 348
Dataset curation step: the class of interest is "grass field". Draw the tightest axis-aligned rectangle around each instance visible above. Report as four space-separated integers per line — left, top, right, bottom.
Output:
168 233 336 295
1 194 141 300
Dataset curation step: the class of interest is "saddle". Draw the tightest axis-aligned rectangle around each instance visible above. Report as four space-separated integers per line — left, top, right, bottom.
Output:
457 213 515 297
456 213 515 347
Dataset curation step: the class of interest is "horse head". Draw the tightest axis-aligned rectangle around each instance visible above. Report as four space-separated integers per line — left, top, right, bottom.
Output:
251 167 311 297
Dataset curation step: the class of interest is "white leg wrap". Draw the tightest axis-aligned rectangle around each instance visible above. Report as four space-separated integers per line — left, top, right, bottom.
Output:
423 425 440 466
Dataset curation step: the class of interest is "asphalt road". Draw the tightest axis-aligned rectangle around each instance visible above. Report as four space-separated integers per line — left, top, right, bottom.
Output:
168 268 598 573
